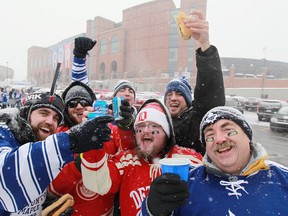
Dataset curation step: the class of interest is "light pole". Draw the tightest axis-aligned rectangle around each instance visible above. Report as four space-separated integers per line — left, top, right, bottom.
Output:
261 58 267 98
6 61 8 81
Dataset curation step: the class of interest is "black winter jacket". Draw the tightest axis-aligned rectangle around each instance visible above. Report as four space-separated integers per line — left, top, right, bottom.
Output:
172 45 225 155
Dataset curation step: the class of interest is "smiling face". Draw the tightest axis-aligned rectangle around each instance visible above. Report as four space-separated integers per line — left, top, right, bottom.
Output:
135 121 167 161
29 108 60 141
204 119 251 175
66 99 92 124
115 87 135 106
165 91 188 118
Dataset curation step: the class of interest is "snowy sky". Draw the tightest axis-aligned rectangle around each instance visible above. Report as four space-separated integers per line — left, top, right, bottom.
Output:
1 0 287 80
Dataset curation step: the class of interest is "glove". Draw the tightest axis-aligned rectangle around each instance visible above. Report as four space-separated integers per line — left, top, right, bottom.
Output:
42 194 74 216
73 37 97 58
68 115 114 153
116 100 134 130
147 173 190 216
74 154 81 172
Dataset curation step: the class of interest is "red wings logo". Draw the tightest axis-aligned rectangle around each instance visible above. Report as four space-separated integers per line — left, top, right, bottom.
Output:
138 111 147 121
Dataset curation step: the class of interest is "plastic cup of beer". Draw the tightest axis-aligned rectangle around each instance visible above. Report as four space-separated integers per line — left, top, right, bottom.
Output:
159 158 190 181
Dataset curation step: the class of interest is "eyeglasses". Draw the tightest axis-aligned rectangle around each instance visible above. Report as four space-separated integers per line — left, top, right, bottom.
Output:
135 123 161 132
67 99 91 108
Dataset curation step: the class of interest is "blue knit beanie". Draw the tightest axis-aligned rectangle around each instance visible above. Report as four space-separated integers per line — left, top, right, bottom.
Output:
164 75 192 107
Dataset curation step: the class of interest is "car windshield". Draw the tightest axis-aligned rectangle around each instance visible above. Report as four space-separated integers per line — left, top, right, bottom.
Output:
278 107 288 115
261 101 281 106
225 99 236 106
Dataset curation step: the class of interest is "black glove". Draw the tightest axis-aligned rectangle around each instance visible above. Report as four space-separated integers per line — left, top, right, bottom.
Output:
147 173 190 216
68 115 114 153
59 207 73 216
73 37 97 58
74 154 81 172
116 100 134 130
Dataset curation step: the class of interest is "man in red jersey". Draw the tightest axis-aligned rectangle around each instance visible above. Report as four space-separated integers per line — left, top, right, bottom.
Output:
80 98 203 215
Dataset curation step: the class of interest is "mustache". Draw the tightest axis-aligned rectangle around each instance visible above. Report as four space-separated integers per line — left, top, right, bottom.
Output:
214 141 235 151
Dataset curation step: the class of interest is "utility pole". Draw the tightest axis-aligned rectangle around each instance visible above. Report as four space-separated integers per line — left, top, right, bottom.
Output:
6 61 8 81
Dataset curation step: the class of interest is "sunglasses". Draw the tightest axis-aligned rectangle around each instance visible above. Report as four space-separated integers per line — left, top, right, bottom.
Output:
67 99 91 108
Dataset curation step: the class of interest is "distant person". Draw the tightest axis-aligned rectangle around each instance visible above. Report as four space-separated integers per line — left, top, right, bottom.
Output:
112 79 138 129
163 9 225 155
1 88 9 108
142 106 288 216
0 91 113 215
80 99 203 215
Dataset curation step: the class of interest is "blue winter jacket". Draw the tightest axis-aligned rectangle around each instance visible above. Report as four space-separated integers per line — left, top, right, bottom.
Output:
142 142 288 215
0 109 74 214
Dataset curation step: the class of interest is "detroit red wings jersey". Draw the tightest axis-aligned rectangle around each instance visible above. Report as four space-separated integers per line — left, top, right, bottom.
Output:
82 145 202 216
48 161 114 216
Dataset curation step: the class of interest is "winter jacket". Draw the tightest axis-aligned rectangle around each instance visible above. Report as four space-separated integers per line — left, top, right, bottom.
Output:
82 146 202 216
141 142 288 215
0 108 74 215
81 99 203 216
172 45 225 155
50 122 134 215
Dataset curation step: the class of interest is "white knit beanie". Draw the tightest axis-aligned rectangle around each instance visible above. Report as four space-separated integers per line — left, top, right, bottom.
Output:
134 103 170 138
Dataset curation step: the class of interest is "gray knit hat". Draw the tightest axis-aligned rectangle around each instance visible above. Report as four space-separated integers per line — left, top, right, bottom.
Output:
113 80 136 97
62 81 96 106
200 106 253 144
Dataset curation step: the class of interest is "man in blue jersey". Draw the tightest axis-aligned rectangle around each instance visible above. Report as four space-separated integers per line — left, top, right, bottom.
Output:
142 106 288 216
0 91 113 215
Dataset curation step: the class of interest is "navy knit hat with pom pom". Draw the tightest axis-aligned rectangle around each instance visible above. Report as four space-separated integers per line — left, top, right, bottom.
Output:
200 106 253 144
164 75 192 107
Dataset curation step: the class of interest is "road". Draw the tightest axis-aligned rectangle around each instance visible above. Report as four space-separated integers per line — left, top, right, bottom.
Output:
244 111 288 166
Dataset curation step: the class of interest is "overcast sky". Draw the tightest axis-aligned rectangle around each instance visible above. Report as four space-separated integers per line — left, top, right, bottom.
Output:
1 0 287 80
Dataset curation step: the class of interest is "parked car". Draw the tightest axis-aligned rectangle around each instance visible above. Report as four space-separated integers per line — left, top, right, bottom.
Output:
230 95 247 107
257 99 288 121
270 106 288 132
225 97 244 114
244 97 261 111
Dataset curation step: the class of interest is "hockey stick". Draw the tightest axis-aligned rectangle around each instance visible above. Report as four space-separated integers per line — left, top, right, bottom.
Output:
49 62 61 102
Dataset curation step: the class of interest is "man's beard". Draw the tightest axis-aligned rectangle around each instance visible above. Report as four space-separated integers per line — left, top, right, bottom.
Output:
135 145 161 162
32 124 53 141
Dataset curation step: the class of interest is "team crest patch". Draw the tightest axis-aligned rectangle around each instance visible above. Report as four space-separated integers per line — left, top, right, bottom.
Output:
76 180 99 201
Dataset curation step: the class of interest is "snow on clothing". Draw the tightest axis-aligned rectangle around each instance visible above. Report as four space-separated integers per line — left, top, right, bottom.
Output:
141 142 288 216
72 57 89 85
0 108 74 215
51 123 134 215
171 45 225 155
81 99 203 215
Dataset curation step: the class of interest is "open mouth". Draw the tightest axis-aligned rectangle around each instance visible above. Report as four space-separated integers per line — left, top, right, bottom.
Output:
39 127 51 135
170 103 179 108
217 146 232 153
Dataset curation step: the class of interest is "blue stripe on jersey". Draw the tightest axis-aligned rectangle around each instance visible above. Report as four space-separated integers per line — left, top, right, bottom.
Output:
15 149 31 204
52 134 64 172
27 143 41 195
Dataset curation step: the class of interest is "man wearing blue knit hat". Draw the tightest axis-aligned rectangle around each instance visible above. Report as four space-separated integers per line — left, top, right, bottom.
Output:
164 10 225 155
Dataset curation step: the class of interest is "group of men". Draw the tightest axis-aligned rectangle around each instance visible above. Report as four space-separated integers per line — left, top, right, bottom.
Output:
0 9 287 216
